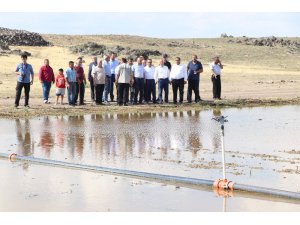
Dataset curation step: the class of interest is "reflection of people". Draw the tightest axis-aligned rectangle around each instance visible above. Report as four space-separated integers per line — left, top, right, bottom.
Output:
39 117 54 157
212 108 222 153
15 119 33 156
187 55 203 103
210 56 223 100
14 54 34 108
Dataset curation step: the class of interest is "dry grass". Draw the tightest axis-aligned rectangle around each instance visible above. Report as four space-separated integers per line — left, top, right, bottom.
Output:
0 34 299 118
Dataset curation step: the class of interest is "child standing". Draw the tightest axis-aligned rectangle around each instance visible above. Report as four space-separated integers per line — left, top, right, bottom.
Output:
55 68 66 105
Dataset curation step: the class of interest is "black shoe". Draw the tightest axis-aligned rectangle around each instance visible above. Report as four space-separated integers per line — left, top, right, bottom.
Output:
188 101 192 103
14 104 18 108
123 103 128 106
118 103 122 106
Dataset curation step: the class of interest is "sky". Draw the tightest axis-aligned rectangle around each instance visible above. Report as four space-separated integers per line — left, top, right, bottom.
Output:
0 12 299 38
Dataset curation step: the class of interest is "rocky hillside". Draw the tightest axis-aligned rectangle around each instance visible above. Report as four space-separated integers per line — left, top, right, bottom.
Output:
0 27 51 46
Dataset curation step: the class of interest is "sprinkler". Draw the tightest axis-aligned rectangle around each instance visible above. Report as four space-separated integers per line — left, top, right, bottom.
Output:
212 116 234 190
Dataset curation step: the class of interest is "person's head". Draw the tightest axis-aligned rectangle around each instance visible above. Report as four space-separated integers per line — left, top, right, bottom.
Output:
139 55 145 61
213 56 220 64
162 53 168 61
58 68 64 75
110 52 117 60
44 59 49 66
76 57 82 66
97 59 103 67
137 57 142 65
175 57 181 65
69 61 74 69
121 58 127 64
21 54 27 63
147 59 152 67
142 59 147 66
104 54 110 62
159 58 164 66
128 58 133 65
92 56 97 63
192 55 197 62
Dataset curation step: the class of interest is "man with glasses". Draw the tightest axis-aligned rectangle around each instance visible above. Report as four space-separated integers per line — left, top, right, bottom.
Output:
144 59 156 104
170 57 187 104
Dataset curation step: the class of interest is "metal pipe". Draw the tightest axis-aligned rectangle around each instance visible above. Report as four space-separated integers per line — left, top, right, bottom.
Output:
1 153 300 201
221 127 226 180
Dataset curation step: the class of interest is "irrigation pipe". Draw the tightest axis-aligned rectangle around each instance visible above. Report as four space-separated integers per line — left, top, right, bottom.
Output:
1 152 300 202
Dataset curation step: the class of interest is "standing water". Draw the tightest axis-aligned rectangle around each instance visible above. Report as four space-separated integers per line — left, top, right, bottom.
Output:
0 105 300 211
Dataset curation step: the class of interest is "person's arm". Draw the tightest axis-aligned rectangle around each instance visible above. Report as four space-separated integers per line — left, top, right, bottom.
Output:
38 67 43 83
198 63 204 73
64 70 70 87
83 70 87 85
92 69 97 87
183 65 187 84
154 68 158 84
30 66 34 85
15 64 20 76
51 68 55 84
219 60 223 69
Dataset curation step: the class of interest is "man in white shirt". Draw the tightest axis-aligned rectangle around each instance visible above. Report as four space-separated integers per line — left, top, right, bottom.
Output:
132 57 146 104
210 56 223 100
154 59 170 104
170 57 187 104
144 59 156 104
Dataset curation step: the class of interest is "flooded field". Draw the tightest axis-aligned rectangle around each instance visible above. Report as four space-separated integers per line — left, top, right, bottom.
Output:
0 105 300 211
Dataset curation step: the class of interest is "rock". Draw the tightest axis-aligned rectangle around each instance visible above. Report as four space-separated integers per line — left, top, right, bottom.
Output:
123 48 162 60
220 33 228 38
0 27 50 46
69 42 107 56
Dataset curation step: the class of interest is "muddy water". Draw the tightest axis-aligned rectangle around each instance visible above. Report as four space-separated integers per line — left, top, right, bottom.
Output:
1 105 300 211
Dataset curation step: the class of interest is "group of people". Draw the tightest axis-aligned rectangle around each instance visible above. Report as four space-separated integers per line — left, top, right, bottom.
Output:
14 53 223 108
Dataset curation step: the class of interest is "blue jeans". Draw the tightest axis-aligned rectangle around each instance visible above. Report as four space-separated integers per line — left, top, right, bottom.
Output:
103 76 111 101
158 78 169 103
134 78 144 103
68 82 77 105
42 82 52 101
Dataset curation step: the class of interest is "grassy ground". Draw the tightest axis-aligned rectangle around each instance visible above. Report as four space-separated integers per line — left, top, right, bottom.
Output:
0 35 299 118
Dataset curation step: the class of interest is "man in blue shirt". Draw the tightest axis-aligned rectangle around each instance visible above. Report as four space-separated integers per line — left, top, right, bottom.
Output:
102 54 112 103
88 56 97 101
109 52 119 102
14 54 34 108
65 61 77 106
187 54 203 103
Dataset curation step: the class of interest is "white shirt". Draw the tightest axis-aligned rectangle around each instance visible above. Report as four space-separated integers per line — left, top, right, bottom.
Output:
210 63 222 75
92 66 106 84
170 64 187 81
132 64 145 78
144 65 155 80
154 65 170 82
